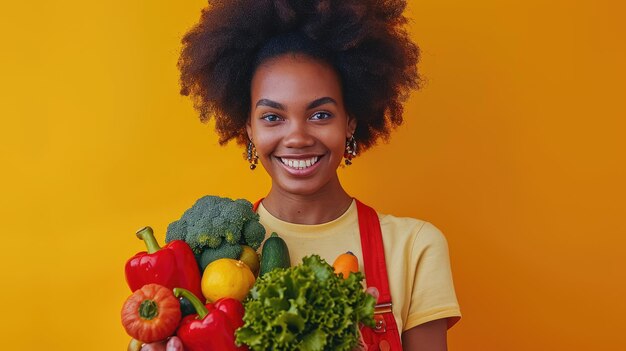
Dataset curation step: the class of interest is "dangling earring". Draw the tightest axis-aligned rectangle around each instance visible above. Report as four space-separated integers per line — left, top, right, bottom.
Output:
344 135 357 166
245 140 259 170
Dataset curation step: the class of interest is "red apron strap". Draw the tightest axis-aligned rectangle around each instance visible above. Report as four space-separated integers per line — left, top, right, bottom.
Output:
355 199 403 350
252 198 263 213
355 200 392 304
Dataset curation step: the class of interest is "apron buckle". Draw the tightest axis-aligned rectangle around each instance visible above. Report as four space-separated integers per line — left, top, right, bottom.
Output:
374 315 387 333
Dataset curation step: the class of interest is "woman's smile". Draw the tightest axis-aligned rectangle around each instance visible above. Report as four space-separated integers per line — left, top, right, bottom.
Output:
278 155 320 170
276 155 323 176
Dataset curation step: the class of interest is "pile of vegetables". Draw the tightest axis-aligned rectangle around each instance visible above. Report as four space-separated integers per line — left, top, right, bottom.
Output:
121 194 375 351
236 255 376 351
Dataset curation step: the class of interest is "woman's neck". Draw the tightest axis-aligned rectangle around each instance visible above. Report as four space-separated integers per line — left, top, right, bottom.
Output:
262 179 353 225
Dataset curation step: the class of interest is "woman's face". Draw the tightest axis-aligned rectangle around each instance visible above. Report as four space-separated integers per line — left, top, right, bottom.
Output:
247 54 356 196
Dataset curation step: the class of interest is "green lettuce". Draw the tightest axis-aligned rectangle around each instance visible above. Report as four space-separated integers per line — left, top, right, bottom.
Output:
235 255 376 351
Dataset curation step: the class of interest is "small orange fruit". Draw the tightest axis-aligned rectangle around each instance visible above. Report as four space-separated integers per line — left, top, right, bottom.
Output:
201 258 255 302
239 245 261 277
332 251 359 279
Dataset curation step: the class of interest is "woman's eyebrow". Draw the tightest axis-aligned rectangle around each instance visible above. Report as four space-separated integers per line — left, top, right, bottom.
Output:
307 97 336 109
255 97 336 110
255 99 285 110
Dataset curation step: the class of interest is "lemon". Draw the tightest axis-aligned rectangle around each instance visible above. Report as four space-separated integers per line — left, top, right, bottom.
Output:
239 245 261 277
201 258 255 302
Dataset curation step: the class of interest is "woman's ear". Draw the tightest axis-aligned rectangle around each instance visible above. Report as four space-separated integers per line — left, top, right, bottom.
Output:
346 115 357 138
246 117 253 142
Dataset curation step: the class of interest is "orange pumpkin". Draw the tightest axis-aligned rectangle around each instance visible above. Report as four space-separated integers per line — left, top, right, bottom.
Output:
121 283 182 343
332 251 359 279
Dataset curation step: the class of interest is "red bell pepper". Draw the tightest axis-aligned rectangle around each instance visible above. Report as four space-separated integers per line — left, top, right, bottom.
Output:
125 226 204 301
173 288 248 351
214 298 245 330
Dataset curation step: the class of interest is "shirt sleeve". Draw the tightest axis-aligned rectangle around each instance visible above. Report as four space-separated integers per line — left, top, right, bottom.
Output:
404 221 461 331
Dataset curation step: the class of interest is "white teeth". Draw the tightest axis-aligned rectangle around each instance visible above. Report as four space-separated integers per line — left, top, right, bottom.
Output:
280 156 319 170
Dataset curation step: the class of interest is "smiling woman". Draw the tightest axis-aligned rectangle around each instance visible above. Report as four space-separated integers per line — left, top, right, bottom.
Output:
176 1 461 350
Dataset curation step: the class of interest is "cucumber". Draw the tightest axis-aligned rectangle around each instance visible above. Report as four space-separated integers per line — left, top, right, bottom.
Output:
259 232 291 276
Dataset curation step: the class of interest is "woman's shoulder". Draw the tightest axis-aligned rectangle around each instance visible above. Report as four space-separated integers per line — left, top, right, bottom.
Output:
377 211 449 247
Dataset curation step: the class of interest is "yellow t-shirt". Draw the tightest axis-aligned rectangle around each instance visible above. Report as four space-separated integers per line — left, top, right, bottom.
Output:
257 200 461 334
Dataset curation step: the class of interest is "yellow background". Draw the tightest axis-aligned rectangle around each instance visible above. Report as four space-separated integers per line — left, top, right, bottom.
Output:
1 0 624 350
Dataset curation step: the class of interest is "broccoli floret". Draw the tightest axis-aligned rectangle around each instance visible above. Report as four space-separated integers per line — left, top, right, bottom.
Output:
166 219 187 242
218 201 247 245
242 220 265 250
165 195 267 257
198 243 243 271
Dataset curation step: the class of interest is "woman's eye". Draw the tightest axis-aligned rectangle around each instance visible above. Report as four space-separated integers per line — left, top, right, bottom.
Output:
310 112 332 120
261 114 282 122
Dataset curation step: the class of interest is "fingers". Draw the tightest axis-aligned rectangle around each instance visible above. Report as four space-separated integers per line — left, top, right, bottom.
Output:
353 327 367 351
166 337 184 351
365 286 380 301
140 337 184 351
141 342 166 351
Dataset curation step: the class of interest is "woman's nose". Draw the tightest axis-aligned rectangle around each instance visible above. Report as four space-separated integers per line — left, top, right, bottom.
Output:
283 120 315 148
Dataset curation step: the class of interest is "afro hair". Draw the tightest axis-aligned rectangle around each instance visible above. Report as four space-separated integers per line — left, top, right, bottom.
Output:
178 0 420 151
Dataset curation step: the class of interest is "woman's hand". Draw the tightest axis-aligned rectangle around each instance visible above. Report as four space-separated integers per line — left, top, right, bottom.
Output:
131 336 184 351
